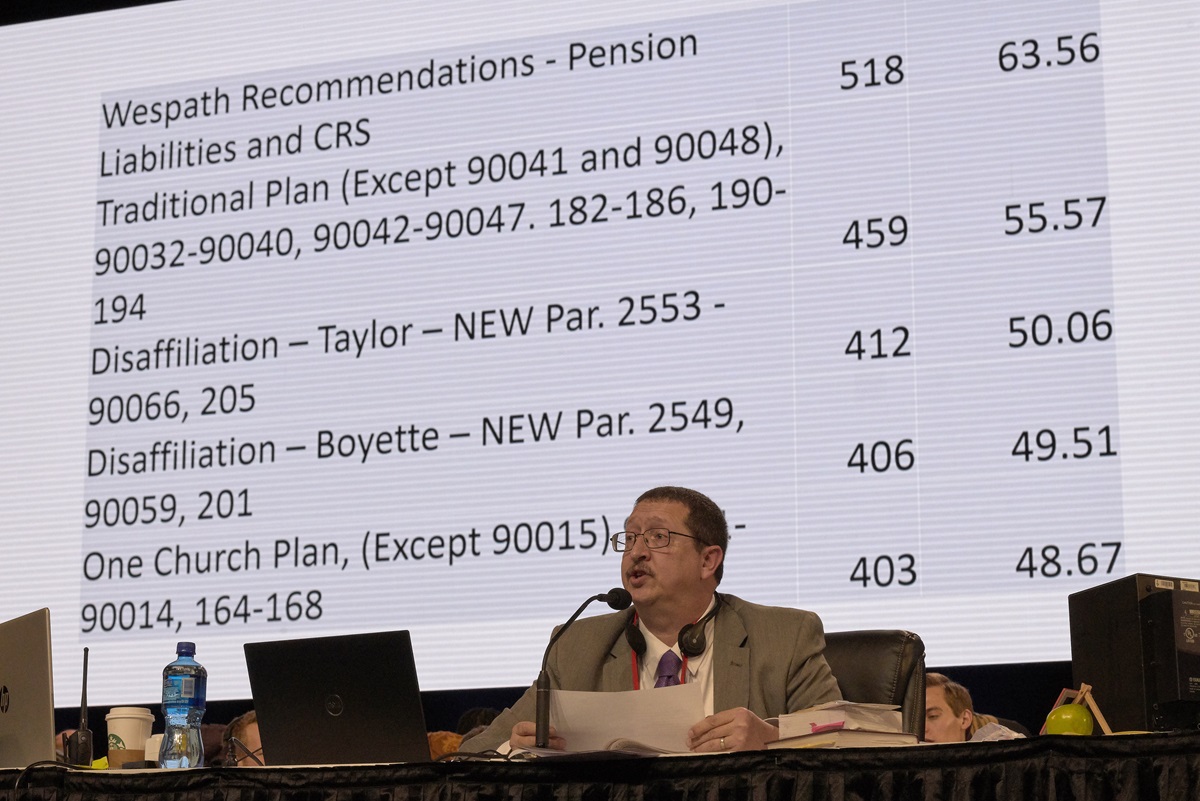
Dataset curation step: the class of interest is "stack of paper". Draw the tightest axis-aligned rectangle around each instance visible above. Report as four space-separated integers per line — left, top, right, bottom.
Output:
535 683 703 755
771 701 917 749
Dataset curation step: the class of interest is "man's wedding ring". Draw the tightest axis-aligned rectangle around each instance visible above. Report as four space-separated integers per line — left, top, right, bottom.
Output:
720 737 726 750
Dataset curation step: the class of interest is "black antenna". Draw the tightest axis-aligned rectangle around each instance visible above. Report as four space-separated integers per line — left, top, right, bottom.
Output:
79 647 89 730
65 648 93 766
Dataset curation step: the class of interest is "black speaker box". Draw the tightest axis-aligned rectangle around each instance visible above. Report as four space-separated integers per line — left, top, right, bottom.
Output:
1068 573 1200 732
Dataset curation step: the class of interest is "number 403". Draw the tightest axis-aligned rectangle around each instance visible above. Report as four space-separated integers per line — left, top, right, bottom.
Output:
850 554 917 587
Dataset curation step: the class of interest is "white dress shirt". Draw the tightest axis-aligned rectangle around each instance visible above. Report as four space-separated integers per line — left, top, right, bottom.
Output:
636 597 717 718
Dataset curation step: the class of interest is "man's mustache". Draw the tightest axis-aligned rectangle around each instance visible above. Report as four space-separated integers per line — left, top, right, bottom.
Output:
626 562 654 579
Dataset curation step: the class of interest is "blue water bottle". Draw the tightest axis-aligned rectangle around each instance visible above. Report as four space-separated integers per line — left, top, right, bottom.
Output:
157 641 207 768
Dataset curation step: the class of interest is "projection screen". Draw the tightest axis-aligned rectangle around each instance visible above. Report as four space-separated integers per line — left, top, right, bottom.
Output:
1 0 1197 704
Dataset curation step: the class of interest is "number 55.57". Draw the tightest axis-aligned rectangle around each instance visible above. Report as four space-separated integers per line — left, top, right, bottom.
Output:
1004 197 1106 235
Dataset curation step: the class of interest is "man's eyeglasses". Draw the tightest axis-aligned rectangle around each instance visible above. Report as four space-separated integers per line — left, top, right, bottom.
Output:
611 528 699 551
226 737 264 766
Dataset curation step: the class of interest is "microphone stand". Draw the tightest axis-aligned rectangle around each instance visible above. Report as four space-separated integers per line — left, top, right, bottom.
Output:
535 588 631 748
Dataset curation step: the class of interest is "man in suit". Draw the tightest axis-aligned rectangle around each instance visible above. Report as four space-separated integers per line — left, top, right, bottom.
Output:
460 486 840 753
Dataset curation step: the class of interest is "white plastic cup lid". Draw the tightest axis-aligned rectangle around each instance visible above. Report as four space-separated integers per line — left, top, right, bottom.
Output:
107 706 154 720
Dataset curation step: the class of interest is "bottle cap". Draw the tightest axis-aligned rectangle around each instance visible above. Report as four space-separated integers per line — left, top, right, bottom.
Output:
176 641 196 656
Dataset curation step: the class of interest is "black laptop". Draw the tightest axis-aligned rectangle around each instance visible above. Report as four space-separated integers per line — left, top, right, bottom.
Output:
243 630 429 765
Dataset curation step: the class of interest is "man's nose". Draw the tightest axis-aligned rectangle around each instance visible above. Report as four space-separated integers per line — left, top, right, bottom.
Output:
626 534 653 557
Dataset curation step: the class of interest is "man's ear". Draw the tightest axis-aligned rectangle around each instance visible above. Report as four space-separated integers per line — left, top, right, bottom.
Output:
700 546 724 579
959 708 974 734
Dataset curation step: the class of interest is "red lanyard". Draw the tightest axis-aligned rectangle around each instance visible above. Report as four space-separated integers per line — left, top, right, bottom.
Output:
629 613 689 689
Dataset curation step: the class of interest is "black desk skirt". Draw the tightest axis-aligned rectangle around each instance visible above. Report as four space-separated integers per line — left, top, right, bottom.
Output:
6 731 1199 801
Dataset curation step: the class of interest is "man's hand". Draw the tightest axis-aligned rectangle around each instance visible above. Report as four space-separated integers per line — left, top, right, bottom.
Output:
687 708 779 752
509 720 566 751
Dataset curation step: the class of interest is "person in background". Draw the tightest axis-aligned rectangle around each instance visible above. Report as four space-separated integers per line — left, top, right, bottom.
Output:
924 672 1029 742
924 672 976 742
456 707 500 741
222 710 263 766
202 722 227 765
427 706 502 759
460 486 841 754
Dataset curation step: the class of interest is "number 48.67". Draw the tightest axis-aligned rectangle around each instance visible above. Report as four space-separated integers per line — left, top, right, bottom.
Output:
1015 542 1121 578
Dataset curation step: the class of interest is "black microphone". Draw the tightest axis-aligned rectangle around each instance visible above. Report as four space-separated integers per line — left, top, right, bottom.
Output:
65 647 93 766
535 588 632 748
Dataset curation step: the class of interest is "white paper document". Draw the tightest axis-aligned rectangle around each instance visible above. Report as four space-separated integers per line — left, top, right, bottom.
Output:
778 701 902 739
548 683 704 753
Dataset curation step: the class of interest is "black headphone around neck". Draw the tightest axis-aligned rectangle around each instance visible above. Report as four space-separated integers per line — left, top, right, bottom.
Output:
625 593 723 658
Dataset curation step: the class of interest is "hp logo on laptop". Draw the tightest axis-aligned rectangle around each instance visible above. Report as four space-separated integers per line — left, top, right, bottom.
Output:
324 694 344 717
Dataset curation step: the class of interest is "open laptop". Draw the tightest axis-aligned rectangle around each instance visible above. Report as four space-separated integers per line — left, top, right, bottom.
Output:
0 608 57 768
244 629 429 765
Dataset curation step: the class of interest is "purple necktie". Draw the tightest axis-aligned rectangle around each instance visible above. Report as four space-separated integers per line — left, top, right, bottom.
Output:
655 650 682 687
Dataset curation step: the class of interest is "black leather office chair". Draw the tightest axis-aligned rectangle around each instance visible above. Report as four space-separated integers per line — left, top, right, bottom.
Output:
822 630 926 739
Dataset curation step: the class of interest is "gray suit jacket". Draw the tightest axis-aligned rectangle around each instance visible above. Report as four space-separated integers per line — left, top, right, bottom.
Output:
460 593 841 752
